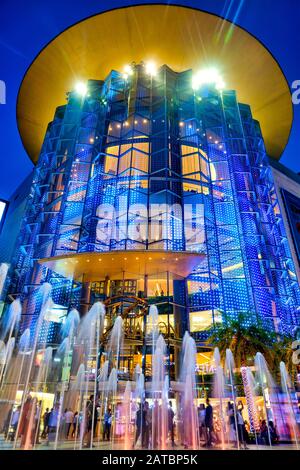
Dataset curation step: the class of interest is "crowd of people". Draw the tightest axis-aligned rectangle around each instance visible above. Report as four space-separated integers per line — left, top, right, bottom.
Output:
2 394 280 449
197 399 279 449
133 400 175 449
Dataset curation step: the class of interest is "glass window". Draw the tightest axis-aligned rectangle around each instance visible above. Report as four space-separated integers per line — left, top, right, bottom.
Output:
189 310 214 332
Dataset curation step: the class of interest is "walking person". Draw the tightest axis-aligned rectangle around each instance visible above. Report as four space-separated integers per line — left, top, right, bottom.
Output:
33 400 42 445
227 402 237 447
168 401 175 447
259 419 269 445
10 406 21 441
151 400 160 449
3 405 14 438
64 408 74 439
204 399 214 447
143 401 151 449
134 402 145 448
237 408 249 449
268 420 279 444
198 403 206 443
47 404 59 446
103 408 112 441
19 394 34 448
72 411 79 438
83 395 97 447
41 408 50 439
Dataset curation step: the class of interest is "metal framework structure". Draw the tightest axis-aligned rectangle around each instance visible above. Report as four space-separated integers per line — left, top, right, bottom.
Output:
6 63 300 344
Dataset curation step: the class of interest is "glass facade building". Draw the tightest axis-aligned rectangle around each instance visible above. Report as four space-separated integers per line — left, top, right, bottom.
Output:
6 63 300 347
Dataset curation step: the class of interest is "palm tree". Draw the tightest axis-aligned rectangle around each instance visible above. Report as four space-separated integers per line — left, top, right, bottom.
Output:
273 335 300 384
205 313 276 369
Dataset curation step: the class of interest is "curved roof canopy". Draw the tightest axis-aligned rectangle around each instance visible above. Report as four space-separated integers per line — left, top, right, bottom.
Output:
17 4 292 163
39 250 204 282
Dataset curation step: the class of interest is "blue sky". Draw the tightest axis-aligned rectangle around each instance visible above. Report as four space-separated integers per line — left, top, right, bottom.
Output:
0 0 299 199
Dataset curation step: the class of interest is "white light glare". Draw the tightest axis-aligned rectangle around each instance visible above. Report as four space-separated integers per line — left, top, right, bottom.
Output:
192 68 225 91
145 61 157 76
123 64 134 79
75 81 87 96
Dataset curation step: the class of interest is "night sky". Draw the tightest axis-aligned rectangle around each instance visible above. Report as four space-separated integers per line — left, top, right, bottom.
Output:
0 0 299 200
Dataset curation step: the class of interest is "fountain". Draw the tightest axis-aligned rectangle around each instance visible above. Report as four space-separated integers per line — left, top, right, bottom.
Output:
30 346 53 449
134 364 145 403
108 315 123 370
72 363 85 450
106 368 118 447
77 302 105 449
148 305 159 351
254 352 277 447
213 347 226 449
0 299 22 342
180 332 199 449
225 349 240 449
0 337 15 388
0 263 9 298
151 334 168 449
61 309 80 340
13 283 52 448
280 361 299 449
53 338 70 450
123 381 132 450
4 329 31 442
97 360 109 446
0 297 299 451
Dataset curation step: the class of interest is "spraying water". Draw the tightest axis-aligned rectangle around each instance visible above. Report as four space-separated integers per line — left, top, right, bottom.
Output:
213 347 226 449
151 335 168 449
73 364 85 450
108 315 123 370
148 305 159 352
97 360 109 447
0 263 9 298
31 346 53 449
225 349 240 449
61 309 80 340
107 368 118 448
4 329 31 442
54 338 70 450
1 297 300 451
123 381 132 449
0 299 22 341
0 337 15 388
254 352 275 447
14 283 52 448
77 302 105 449
179 332 199 449
280 361 299 449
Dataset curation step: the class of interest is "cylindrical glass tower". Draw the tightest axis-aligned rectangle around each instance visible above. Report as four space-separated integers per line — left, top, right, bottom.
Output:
7 63 300 344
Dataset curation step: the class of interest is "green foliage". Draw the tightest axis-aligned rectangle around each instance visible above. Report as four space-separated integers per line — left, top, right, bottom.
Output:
205 313 276 369
273 335 299 383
